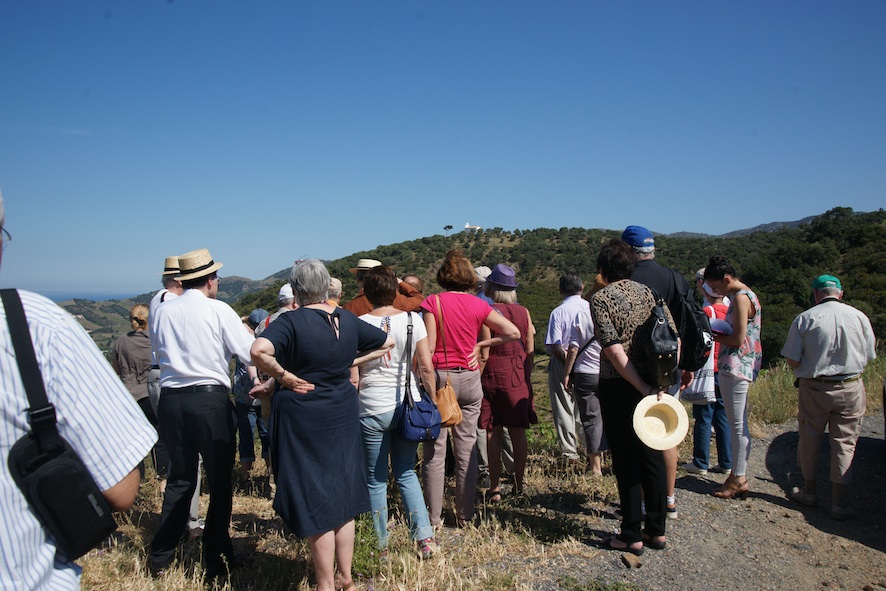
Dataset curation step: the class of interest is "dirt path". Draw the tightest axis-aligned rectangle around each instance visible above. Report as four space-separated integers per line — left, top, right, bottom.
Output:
482 415 886 591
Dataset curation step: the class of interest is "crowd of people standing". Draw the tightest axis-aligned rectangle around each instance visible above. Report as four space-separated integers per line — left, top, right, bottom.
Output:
1 183 878 589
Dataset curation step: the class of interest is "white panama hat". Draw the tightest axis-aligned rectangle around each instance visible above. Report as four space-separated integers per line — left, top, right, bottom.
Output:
633 394 689 451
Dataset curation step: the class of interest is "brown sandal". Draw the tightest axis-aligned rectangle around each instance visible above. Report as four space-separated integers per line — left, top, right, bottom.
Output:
712 476 749 500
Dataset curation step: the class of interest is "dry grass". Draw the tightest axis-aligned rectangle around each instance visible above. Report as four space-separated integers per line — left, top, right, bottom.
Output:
80 357 885 589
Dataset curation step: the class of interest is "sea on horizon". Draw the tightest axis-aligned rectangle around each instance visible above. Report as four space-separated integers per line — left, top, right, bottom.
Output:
39 290 145 303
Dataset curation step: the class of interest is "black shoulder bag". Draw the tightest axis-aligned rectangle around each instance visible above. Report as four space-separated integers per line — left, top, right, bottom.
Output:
2 289 118 560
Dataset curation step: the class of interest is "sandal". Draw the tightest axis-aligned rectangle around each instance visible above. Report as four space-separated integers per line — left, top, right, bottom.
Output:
712 476 749 500
641 533 667 550
604 536 644 556
487 490 502 504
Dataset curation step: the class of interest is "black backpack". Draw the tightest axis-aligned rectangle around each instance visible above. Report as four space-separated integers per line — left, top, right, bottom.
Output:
669 269 714 372
644 298 680 390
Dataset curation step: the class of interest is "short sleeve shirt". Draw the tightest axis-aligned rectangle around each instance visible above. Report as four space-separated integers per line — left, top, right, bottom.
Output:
781 299 875 379
420 292 491 370
591 279 676 380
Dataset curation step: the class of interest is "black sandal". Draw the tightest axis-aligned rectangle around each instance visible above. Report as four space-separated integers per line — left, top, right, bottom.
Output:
604 536 644 556
641 533 667 550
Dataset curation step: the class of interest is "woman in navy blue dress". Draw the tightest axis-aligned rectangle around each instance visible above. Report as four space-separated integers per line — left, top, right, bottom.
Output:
251 259 393 591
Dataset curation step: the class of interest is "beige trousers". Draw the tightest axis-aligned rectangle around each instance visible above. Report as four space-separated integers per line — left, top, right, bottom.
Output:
797 378 866 485
422 369 483 525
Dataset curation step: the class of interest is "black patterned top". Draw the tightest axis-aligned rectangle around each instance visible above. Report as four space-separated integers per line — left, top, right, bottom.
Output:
590 279 676 380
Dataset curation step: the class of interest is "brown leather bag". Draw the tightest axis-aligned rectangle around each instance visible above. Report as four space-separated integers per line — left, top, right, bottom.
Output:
434 296 463 427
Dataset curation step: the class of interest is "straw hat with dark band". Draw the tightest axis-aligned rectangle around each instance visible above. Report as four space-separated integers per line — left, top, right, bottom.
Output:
162 256 180 276
176 248 224 281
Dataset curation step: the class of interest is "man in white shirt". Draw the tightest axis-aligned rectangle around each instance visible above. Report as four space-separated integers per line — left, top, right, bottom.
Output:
147 255 183 412
545 273 589 461
149 248 255 580
782 274 876 520
1 191 157 589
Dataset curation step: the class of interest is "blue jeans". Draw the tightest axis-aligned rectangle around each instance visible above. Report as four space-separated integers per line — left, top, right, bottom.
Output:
690 378 732 471
360 408 434 549
235 402 269 463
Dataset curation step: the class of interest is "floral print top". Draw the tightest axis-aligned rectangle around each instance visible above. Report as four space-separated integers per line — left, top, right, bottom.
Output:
719 289 762 382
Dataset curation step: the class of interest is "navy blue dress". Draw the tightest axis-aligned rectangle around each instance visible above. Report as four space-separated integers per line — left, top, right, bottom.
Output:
261 306 387 537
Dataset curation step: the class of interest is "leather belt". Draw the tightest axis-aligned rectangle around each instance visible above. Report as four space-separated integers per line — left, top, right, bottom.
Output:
161 385 230 395
805 375 861 385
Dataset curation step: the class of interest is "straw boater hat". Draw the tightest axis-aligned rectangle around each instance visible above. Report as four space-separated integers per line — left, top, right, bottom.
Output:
176 248 224 281
162 256 180 276
633 395 689 451
349 258 382 274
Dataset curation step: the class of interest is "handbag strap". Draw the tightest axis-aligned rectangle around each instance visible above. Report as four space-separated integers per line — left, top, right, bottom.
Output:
434 295 450 371
403 312 415 410
1 289 64 455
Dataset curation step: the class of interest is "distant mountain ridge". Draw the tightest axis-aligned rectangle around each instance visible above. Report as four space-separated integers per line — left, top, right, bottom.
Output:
64 207 884 367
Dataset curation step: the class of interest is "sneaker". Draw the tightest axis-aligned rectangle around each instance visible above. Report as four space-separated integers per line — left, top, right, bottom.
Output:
710 464 731 474
829 505 855 521
417 537 439 560
681 461 708 475
790 487 817 507
666 504 678 519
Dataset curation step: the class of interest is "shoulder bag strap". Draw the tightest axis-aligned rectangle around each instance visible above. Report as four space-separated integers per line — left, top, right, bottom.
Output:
434 295 450 369
0 289 64 455
404 312 415 409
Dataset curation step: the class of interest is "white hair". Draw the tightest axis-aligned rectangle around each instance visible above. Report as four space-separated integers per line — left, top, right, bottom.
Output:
290 259 330 306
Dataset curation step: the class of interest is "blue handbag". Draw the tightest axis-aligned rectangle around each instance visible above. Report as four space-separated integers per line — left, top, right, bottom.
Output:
397 313 442 442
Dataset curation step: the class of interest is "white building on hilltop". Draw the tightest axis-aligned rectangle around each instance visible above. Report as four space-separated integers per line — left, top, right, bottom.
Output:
464 222 482 232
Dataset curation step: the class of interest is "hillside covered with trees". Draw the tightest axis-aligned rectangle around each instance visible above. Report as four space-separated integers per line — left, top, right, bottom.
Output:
236 207 885 367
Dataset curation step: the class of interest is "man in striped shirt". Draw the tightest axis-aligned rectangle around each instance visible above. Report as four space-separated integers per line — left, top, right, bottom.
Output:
0 190 157 589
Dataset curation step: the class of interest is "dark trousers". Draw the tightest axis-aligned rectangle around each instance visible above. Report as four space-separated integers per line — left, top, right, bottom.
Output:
136 397 170 478
599 378 667 543
150 389 236 572
572 372 608 454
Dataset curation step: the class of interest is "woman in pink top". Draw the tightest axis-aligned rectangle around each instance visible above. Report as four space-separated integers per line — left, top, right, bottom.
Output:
421 250 520 528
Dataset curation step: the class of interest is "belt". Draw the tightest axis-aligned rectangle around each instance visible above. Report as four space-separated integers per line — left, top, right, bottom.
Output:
805 375 861 385
160 385 230 395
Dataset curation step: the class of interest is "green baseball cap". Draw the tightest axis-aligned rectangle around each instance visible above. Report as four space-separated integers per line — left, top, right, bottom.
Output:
812 274 841 290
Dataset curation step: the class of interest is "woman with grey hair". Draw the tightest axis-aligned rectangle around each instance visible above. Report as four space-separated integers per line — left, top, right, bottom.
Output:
251 259 394 591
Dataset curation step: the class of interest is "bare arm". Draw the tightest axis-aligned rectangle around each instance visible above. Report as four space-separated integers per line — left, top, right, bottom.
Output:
563 345 578 389
250 337 315 395
715 293 752 348
469 309 520 368
423 311 437 356
102 468 141 512
414 336 437 398
785 358 800 369
477 325 491 373
352 336 396 367
603 343 664 400
546 343 567 363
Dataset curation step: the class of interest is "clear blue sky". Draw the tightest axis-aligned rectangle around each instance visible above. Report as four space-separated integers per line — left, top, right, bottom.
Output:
1 2 884 300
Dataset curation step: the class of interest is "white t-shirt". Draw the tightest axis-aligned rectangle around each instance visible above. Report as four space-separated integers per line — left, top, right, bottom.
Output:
357 311 427 417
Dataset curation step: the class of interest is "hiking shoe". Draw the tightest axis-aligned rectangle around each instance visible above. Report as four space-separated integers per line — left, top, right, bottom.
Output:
681 461 708 475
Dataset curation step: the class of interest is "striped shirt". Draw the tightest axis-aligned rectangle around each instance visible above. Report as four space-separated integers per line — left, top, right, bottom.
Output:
1 290 157 590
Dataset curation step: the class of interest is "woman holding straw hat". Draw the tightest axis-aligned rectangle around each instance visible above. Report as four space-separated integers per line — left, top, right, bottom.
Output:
591 239 676 555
